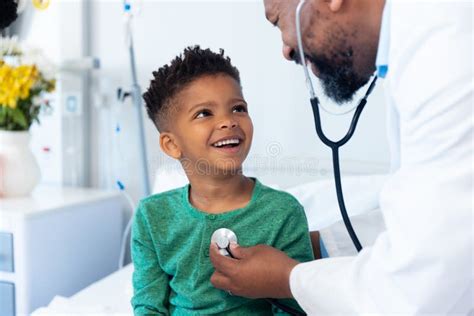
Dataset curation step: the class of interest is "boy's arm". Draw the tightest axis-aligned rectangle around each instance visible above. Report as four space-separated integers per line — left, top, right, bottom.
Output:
131 204 171 315
310 231 322 259
271 203 315 315
275 203 314 264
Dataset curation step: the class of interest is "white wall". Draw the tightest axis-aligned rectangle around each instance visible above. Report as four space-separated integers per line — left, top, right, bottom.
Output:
88 0 390 201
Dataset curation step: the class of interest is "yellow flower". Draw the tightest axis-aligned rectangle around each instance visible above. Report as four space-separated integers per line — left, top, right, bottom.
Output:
1 40 56 131
0 62 39 109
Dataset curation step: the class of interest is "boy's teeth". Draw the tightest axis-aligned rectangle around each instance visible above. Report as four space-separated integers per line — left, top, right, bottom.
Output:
213 138 240 147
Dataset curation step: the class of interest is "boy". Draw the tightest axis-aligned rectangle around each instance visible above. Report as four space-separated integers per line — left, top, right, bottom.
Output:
131 46 314 315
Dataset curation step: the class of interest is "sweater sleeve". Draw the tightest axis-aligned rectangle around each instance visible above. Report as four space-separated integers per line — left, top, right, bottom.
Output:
272 202 315 315
131 202 171 315
275 203 315 263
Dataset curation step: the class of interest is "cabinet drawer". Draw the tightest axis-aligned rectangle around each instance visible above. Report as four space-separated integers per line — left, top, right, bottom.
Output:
0 232 14 272
0 281 15 316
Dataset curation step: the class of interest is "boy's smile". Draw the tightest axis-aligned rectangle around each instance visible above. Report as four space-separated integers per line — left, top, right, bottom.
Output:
211 136 244 154
168 74 253 175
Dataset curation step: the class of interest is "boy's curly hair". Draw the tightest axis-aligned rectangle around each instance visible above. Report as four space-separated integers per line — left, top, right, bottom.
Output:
143 45 241 132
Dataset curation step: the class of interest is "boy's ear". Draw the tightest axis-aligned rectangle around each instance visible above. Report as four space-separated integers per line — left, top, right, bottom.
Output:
159 132 182 159
326 0 343 12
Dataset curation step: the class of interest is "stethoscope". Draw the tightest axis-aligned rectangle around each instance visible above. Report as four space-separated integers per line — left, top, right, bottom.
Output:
210 1 378 314
295 0 378 252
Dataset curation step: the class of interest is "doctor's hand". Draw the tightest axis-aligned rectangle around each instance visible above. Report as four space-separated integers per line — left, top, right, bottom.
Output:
209 243 299 299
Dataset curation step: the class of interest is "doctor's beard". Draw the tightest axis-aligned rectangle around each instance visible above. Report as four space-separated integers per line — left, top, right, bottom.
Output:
294 48 371 105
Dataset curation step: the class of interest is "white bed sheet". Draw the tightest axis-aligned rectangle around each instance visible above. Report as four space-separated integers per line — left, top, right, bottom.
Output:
32 264 133 315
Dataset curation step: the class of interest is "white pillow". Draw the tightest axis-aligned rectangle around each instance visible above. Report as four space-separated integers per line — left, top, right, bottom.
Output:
286 174 388 231
153 165 188 194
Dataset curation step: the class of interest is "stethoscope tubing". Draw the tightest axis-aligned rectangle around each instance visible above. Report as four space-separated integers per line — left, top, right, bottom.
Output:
295 0 375 252
309 75 377 253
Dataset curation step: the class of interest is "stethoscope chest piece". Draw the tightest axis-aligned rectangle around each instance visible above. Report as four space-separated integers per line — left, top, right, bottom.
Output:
211 228 238 257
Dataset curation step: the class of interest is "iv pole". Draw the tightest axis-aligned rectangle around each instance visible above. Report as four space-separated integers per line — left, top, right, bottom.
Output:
122 0 151 197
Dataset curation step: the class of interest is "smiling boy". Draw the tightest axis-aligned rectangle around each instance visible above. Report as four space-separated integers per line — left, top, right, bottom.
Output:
131 46 314 315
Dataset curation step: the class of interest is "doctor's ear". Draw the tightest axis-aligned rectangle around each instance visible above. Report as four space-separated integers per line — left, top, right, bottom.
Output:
159 133 182 159
326 0 343 12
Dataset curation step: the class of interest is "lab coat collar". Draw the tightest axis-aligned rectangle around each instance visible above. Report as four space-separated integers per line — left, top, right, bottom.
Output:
376 0 390 78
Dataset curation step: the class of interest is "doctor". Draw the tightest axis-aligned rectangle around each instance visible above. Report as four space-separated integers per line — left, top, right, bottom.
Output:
210 0 473 314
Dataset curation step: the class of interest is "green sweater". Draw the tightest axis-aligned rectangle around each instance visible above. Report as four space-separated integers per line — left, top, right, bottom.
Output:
131 179 314 315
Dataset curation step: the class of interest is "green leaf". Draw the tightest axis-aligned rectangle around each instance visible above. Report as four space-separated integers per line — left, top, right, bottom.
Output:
0 107 6 126
11 109 28 129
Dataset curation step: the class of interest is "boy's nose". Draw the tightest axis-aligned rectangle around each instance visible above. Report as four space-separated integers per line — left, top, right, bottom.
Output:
218 118 238 129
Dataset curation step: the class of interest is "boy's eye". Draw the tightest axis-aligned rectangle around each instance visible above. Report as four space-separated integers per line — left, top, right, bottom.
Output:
195 110 212 119
233 104 248 113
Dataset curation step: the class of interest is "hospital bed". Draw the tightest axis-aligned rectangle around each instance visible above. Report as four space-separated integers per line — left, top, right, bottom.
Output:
33 161 388 315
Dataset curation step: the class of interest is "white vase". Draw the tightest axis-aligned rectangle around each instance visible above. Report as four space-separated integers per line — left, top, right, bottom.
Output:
0 130 41 197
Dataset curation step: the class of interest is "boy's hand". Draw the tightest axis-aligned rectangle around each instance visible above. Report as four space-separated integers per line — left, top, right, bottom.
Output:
209 242 299 299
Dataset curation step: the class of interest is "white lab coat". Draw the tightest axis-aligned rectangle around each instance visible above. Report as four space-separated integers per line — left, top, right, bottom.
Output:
289 1 473 314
